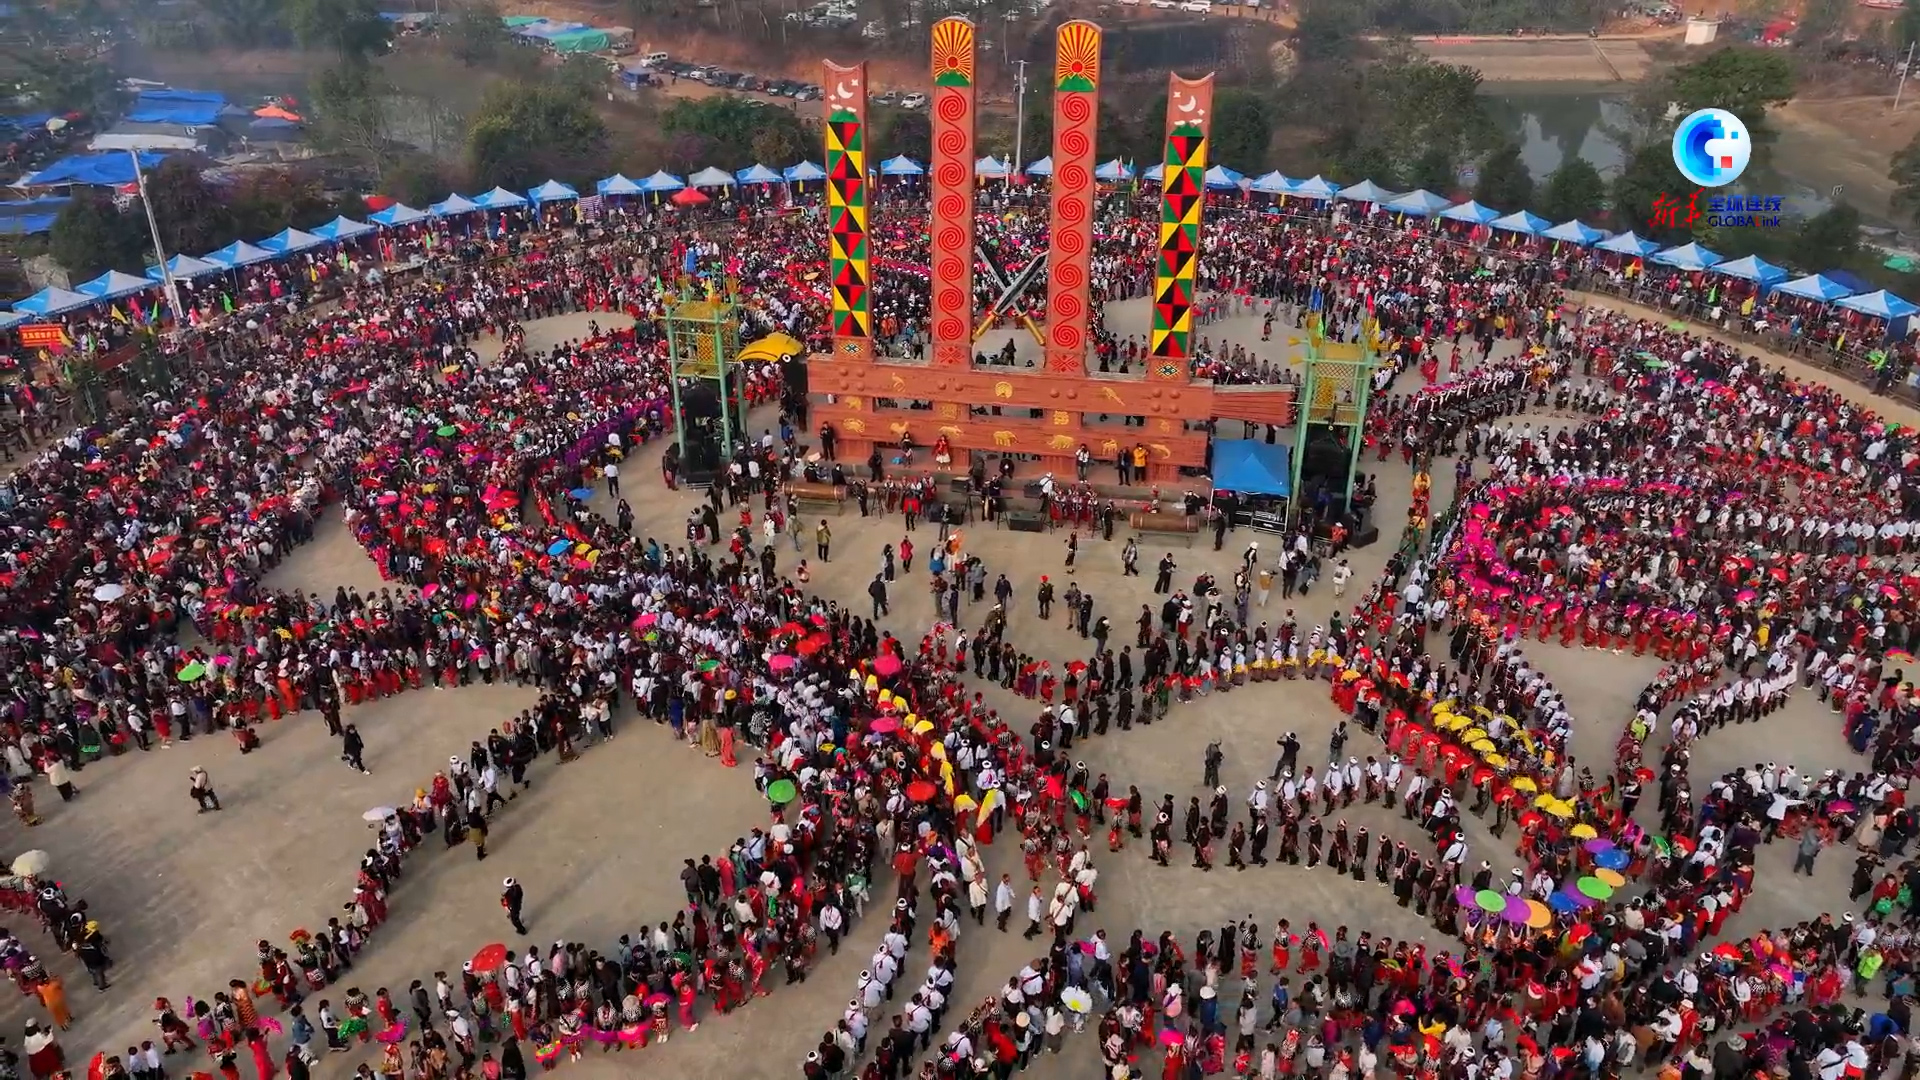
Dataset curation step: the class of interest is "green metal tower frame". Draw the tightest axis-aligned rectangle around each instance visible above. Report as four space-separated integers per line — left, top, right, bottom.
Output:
661 286 744 467
1290 312 1384 518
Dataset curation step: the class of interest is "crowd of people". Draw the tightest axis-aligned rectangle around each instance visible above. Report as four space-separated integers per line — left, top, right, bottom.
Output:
0 178 1915 1080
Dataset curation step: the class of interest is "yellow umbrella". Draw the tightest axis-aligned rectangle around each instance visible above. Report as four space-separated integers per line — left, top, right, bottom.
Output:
737 331 807 364
1510 776 1538 792
1440 714 1471 731
1593 868 1626 888
1470 738 1497 754
1483 753 1509 769
1534 793 1558 807
1471 705 1495 719
1460 727 1486 743
1523 899 1553 929
1541 800 1573 819
1569 823 1598 840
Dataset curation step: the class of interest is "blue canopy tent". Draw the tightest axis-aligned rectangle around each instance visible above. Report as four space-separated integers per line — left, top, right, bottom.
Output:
1774 274 1854 303
1713 254 1788 288
636 170 684 193
1024 156 1053 177
428 193 481 217
1596 231 1661 257
1140 163 1165 183
1094 159 1134 182
368 202 428 226
1337 179 1396 204
1542 220 1606 245
1491 210 1553 236
734 164 782 185
686 166 735 188
526 180 579 203
1649 242 1722 271
595 173 644 196
148 253 223 280
204 241 274 269
259 227 324 254
1203 165 1244 191
1249 171 1294 195
974 156 1009 178
311 216 375 242
1383 189 1450 217
0 312 28 331
19 152 167 187
12 286 93 316
1211 440 1293 498
878 155 924 177
75 270 154 301
1441 200 1501 225
1291 175 1338 201
1838 290 1920 319
783 161 826 182
472 186 529 209
1826 269 1876 295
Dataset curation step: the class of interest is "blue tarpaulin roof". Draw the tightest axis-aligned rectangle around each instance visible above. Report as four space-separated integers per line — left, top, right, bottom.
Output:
0 196 68 237
1713 254 1788 287
12 286 93 315
1291 175 1338 200
0 213 57 236
783 161 825 181
1212 440 1293 498
595 173 643 196
21 152 167 187
1095 159 1133 181
472 186 528 208
1384 189 1450 217
1542 219 1605 245
1837 289 1920 319
1204 165 1244 191
368 202 427 225
148 253 223 280
1024 156 1052 176
527 180 579 202
311 216 375 241
636 170 683 193
1649 241 1722 270
974 156 1009 178
1249 171 1293 195
1141 163 1164 183
429 193 480 216
1490 210 1553 235
1596 230 1661 257
1441 200 1501 225
75 270 155 300
1775 274 1854 302
259 227 324 254
686 166 734 187
880 155 924 176
734 164 781 185
1338 179 1396 204
203 240 273 268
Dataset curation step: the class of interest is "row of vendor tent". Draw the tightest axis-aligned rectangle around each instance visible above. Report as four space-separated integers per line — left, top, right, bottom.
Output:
6 156 1917 326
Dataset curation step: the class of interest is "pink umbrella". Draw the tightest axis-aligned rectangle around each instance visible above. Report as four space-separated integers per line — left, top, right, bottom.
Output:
768 654 798 672
873 654 903 677
633 612 659 629
870 716 900 734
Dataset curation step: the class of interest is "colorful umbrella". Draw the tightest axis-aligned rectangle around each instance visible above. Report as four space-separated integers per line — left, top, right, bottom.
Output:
768 654 798 671
1594 849 1631 871
1576 876 1613 899
1501 894 1533 924
905 780 937 803
696 659 721 673
436 425 458 437
869 716 899 734
873 654 903 676
1570 823 1598 840
1581 838 1615 854
177 661 206 681
1475 889 1506 913
766 778 798 804
1593 868 1626 888
1453 884 1477 906
471 942 510 973
1523 899 1553 928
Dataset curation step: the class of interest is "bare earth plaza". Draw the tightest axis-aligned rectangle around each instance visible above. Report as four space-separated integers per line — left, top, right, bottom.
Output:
0 20 1917 1080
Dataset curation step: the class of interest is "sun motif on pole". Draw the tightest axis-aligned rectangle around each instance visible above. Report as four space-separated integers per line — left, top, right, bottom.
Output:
932 18 975 87
1054 21 1100 92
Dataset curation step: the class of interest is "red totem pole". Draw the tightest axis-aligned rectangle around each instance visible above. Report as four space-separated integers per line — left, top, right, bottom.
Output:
928 17 977 370
1044 19 1100 381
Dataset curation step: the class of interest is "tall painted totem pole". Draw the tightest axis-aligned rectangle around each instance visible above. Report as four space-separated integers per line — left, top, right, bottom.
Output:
1043 20 1101 381
928 18 977 369
1148 73 1214 383
823 60 872 364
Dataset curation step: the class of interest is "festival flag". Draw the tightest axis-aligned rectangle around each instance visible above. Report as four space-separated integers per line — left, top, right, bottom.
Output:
109 305 127 324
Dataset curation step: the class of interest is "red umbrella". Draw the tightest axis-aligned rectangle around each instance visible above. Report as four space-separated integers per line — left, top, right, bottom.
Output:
1066 660 1088 675
905 780 937 803
873 654 903 677
795 634 826 656
472 942 509 973
671 187 710 206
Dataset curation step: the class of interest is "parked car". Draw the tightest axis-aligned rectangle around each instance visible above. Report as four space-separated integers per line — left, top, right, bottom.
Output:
794 84 822 101
899 91 927 108
1178 1 1210 11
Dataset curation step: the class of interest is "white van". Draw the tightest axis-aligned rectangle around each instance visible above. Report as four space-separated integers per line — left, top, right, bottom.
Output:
638 51 669 68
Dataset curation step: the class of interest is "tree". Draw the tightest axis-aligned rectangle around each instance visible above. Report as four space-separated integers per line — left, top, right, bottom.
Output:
286 0 390 62
1407 146 1456 193
552 54 609 99
449 0 507 65
1894 131 1920 220
661 96 814 170
1014 103 1052 170
1537 157 1606 223
49 194 147 280
14 50 121 117
467 80 610 190
1791 202 1862 270
1899 0 1920 50
194 0 292 48
1295 0 1367 63
1211 90 1273 173
227 169 334 237
873 106 931 163
1473 142 1533 209
309 63 393 170
1667 48 1796 130
143 158 238 257
1610 142 1688 239
1795 0 1848 47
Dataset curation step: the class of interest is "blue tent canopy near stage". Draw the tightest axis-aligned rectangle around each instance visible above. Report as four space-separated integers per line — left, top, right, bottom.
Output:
1212 440 1293 498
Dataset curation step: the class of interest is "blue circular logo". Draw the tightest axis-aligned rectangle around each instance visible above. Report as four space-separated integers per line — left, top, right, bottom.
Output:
1671 108 1751 188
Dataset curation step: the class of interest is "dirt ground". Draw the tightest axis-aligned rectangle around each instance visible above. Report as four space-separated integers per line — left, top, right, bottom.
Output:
1772 95 1919 221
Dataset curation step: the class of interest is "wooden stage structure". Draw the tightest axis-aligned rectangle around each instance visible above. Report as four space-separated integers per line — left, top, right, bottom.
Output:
807 21 1294 483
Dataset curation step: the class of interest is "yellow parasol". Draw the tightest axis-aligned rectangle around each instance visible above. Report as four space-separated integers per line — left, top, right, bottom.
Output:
1523 900 1553 929
1593 867 1626 888
1541 799 1573 819
1483 753 1509 769
1569 823 1598 840
1460 727 1486 743
1470 738 1497 754
1509 776 1537 792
